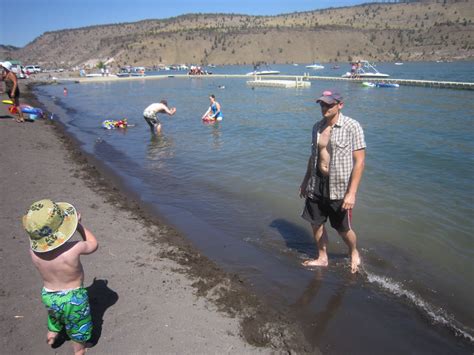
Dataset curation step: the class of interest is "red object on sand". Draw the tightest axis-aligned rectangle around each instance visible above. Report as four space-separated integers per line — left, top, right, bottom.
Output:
8 106 18 114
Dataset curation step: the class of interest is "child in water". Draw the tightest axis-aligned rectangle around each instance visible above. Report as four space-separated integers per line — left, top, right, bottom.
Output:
201 94 223 121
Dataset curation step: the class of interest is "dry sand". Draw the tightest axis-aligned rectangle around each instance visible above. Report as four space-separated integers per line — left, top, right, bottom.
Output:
0 82 311 354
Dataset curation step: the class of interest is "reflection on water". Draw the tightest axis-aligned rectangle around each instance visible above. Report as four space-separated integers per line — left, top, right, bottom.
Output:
292 269 356 344
147 134 174 159
209 123 222 150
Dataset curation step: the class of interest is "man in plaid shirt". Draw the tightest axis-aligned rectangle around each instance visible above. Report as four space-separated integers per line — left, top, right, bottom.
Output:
300 90 366 273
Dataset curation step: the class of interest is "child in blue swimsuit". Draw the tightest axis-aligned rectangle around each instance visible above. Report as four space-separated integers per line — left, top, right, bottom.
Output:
202 94 223 121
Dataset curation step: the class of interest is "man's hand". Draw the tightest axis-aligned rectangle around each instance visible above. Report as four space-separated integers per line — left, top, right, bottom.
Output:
342 192 356 210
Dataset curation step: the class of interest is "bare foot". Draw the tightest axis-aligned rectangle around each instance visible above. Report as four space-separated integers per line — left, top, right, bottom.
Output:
47 331 58 345
350 250 361 274
302 258 328 267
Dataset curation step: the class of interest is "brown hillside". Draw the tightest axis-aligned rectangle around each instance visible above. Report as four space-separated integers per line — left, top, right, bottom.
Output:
3 0 474 68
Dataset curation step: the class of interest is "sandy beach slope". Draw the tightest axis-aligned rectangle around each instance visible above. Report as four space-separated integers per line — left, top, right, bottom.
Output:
0 82 311 354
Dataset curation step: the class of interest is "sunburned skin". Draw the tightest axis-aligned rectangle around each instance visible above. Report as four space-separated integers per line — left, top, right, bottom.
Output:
318 124 333 176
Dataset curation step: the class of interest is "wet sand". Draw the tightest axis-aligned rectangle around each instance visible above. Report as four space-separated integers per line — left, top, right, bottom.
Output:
0 82 311 354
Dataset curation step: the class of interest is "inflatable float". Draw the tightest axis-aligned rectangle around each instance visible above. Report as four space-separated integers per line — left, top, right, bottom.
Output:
202 116 223 122
2 99 14 105
362 82 399 88
21 106 44 116
375 82 400 88
102 119 129 129
8 105 39 121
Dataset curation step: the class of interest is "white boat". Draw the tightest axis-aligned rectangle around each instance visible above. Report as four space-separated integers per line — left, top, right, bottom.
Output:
395 62 404 65
131 66 146 76
342 60 389 78
306 63 324 69
246 63 280 76
246 70 280 76
375 82 399 88
116 67 131 77
85 73 103 78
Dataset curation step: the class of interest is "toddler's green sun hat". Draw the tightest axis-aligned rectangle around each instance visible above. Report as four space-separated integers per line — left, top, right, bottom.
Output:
22 199 78 253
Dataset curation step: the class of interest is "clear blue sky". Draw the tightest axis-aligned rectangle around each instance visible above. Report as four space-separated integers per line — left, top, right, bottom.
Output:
0 0 374 47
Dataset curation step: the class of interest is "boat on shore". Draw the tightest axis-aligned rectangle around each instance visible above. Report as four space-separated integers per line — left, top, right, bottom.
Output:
342 60 389 78
85 73 103 78
116 66 146 77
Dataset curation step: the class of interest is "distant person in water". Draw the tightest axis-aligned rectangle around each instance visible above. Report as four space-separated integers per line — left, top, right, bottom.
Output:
1 61 24 122
143 99 176 134
299 90 366 273
201 94 223 121
22 199 98 355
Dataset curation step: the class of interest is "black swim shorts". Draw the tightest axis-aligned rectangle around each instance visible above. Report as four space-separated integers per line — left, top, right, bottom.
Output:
8 87 20 99
302 197 352 232
143 115 160 129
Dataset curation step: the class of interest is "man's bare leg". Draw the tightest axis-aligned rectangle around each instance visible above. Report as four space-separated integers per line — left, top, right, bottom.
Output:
303 224 329 267
154 123 162 135
72 341 87 355
338 229 360 273
46 331 58 345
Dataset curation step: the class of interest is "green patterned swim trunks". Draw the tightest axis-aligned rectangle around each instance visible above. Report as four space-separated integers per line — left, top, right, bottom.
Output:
41 286 92 343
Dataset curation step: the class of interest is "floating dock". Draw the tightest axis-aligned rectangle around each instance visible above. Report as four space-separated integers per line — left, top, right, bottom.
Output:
246 76 311 88
276 74 474 91
73 73 474 90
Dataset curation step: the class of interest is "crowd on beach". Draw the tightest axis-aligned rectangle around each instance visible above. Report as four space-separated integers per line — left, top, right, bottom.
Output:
1 59 366 354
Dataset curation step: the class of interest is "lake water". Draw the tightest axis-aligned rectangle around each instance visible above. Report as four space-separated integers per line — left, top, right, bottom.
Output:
35 62 473 353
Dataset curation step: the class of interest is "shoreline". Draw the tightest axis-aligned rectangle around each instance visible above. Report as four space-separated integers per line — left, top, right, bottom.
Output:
0 82 311 353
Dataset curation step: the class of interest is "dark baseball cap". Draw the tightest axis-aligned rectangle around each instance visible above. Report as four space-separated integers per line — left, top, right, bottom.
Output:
316 90 343 104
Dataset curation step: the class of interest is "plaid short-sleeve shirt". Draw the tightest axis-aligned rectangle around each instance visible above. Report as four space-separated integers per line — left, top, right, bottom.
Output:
307 113 366 200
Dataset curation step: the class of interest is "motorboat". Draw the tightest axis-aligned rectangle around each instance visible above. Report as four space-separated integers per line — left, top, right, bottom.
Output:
85 73 103 78
246 70 280 76
395 62 404 65
342 60 390 78
362 81 399 88
116 67 131 77
131 66 146 76
375 82 399 88
306 63 324 69
246 63 280 76
116 66 145 77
